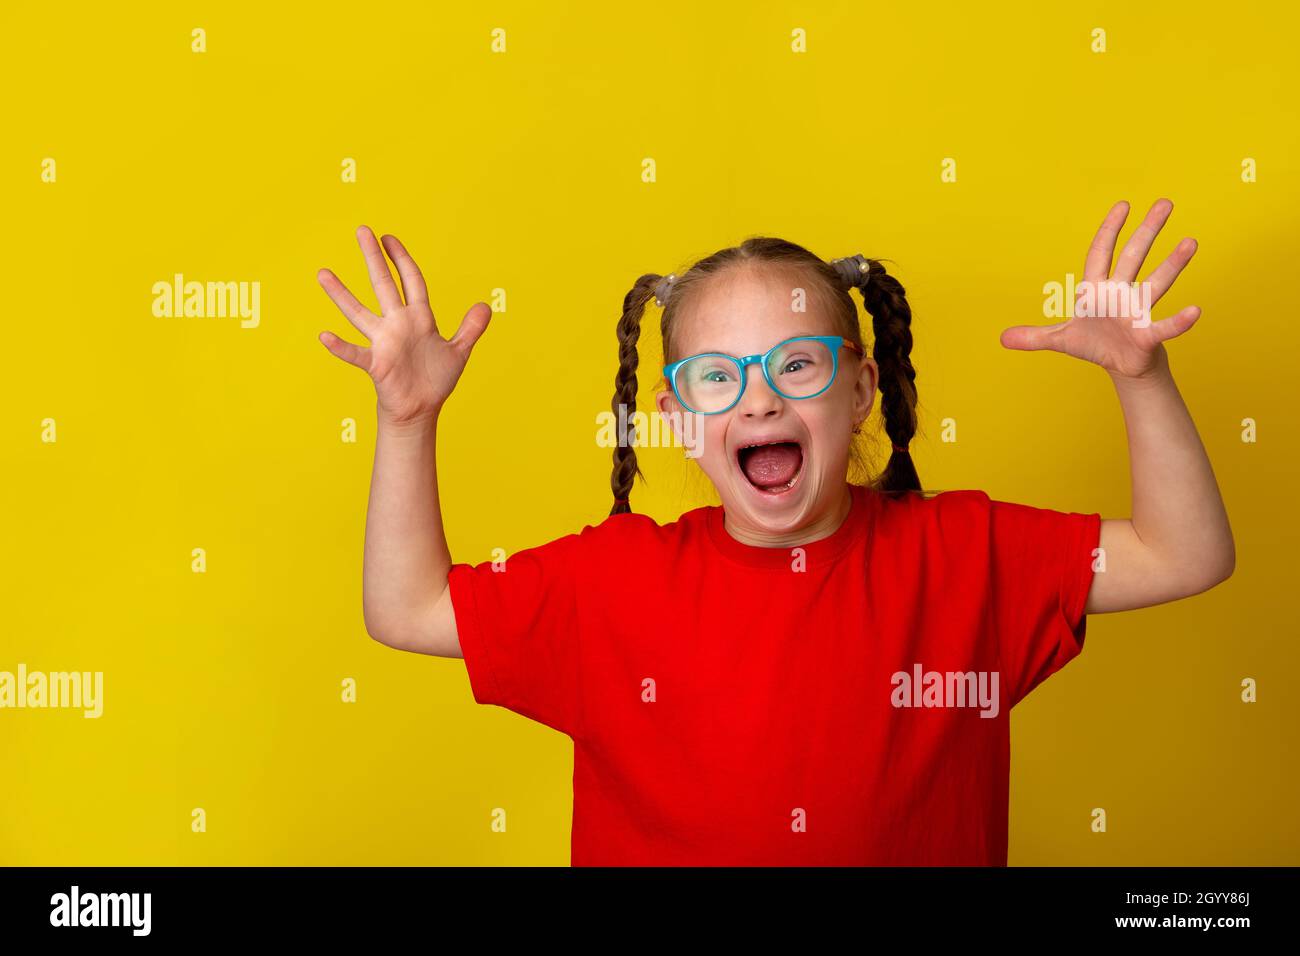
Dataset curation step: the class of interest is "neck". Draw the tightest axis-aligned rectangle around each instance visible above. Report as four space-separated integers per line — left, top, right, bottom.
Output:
723 482 854 549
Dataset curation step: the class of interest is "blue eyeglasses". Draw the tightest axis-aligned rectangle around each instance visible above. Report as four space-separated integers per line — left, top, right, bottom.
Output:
662 335 864 415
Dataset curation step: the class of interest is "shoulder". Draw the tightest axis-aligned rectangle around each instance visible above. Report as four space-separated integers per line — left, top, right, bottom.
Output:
871 487 993 536
569 503 708 554
864 489 999 565
871 489 1098 560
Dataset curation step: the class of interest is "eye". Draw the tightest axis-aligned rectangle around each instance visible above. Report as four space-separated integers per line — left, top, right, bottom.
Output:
686 358 738 383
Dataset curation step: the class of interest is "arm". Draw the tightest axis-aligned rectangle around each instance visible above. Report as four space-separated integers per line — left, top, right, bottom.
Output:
364 414 461 655
1001 198 1235 615
1088 349 1234 613
317 226 491 656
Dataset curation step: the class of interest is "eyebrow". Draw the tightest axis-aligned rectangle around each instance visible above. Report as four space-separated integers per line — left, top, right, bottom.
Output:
690 337 826 357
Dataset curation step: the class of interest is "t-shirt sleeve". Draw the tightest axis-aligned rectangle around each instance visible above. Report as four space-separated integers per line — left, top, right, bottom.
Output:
987 496 1102 709
447 525 599 740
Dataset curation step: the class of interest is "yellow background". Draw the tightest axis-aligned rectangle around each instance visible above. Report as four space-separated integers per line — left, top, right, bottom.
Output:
2 1 1296 865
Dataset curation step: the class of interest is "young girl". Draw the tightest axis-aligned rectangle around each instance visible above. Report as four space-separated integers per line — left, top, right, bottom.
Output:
316 199 1234 866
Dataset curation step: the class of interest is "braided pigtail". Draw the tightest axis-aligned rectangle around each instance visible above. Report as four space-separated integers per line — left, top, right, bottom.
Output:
609 275 663 516
855 260 921 494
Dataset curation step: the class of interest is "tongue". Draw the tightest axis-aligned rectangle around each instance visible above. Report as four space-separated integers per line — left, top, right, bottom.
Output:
742 442 802 489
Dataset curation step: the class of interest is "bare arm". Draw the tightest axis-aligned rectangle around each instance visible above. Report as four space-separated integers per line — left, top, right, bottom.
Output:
1001 198 1235 615
363 414 462 656
1089 347 1234 612
317 226 490 656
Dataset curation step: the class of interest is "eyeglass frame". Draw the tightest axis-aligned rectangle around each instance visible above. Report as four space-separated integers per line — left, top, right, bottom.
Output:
661 334 865 416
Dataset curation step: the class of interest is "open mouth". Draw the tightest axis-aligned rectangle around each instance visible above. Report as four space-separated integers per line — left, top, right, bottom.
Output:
736 440 805 495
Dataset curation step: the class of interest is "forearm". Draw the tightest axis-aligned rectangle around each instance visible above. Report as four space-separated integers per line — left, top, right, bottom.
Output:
361 407 451 643
1110 344 1235 588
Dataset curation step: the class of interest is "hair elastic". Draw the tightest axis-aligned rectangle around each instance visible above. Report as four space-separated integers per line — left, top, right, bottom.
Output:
832 254 872 287
654 274 677 307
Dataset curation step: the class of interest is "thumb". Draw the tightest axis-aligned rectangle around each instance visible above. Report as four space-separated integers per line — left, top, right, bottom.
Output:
1000 320 1067 351
448 302 492 357
1148 305 1201 344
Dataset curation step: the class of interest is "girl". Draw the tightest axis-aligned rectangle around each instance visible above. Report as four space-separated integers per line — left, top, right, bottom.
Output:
316 199 1234 866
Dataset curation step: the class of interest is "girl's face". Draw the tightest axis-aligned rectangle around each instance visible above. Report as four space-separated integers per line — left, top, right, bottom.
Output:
654 265 879 542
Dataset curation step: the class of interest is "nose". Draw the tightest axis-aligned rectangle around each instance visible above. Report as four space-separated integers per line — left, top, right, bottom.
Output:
735 363 784 418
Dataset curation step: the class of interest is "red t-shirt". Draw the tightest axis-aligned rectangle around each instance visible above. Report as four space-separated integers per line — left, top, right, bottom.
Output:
447 483 1101 866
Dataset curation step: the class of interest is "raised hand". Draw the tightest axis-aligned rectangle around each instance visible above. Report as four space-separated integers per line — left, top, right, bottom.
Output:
1000 199 1202 380
317 227 491 426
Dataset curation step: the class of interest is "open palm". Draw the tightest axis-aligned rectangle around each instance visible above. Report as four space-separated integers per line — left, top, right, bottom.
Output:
1001 199 1201 379
317 226 490 426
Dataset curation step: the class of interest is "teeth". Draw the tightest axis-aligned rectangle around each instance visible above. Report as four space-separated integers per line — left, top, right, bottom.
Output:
736 440 804 493
762 474 799 493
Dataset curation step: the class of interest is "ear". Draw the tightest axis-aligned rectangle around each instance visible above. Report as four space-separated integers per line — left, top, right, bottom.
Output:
654 388 683 444
851 355 879 426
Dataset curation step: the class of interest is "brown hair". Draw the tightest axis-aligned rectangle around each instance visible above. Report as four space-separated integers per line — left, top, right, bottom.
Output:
609 236 922 517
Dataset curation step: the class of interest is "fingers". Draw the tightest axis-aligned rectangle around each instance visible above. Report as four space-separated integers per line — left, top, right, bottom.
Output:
448 302 493 356
1142 237 1197 306
356 225 404 313
1148 305 1201 344
999 320 1068 351
1112 198 1174 283
317 268 378 337
1084 201 1130 282
379 234 429 306
318 330 373 372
